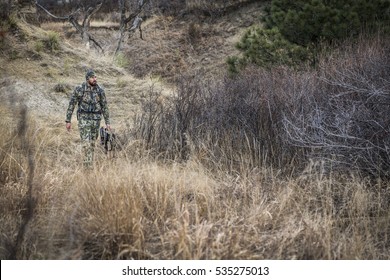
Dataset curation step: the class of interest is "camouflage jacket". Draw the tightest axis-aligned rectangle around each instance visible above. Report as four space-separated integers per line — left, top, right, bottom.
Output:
65 82 110 125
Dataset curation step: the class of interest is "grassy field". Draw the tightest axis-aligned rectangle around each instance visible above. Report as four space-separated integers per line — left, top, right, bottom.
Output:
1 101 390 259
1 3 390 260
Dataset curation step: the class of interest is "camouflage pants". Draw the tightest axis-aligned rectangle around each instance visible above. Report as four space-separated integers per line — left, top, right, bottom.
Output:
78 118 101 167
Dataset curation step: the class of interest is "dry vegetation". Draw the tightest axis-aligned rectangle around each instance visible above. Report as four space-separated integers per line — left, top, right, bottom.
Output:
1 2 390 260
1 103 390 259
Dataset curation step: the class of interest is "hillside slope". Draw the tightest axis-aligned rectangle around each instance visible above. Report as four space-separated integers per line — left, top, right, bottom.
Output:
2 3 390 261
1 1 264 128
119 1 264 80
1 22 154 126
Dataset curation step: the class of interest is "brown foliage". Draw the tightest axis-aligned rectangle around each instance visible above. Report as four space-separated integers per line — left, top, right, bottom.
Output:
132 34 390 177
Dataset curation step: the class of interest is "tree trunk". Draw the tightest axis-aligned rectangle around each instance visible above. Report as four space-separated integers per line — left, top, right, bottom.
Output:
114 0 148 55
35 1 104 52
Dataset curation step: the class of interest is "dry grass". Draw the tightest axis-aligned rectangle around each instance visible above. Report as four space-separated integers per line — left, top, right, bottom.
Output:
1 7 389 261
1 104 390 259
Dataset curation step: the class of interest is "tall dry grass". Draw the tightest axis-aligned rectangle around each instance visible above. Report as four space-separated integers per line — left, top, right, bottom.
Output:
1 106 390 259
1 33 390 260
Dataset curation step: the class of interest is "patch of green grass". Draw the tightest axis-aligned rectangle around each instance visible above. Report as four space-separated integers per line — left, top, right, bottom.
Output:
45 31 60 52
114 52 129 68
149 74 163 83
9 49 19 60
7 16 18 30
116 77 127 88
63 58 72 76
34 40 44 53
45 67 56 78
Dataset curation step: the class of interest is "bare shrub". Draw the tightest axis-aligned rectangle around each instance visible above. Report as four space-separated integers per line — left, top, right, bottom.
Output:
132 34 390 177
283 34 390 177
131 68 303 172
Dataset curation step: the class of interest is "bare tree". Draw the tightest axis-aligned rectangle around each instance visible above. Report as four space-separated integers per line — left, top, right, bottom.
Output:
35 0 104 52
115 0 149 55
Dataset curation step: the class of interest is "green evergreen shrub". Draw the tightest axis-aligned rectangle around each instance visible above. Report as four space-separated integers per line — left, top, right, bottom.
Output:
228 27 311 72
230 0 390 70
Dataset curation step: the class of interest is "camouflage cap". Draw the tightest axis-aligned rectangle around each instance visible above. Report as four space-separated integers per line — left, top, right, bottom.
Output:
85 69 96 80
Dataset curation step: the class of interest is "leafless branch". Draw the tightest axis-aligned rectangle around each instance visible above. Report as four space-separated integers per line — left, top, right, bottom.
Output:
35 1 104 52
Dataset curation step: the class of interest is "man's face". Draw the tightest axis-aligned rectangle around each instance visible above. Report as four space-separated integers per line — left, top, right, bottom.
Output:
87 75 97 86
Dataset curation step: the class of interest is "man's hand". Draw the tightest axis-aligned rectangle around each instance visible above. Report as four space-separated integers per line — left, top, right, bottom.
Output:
66 122 71 132
106 124 111 131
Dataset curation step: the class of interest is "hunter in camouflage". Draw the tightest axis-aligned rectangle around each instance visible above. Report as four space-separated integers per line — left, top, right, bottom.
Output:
65 69 111 168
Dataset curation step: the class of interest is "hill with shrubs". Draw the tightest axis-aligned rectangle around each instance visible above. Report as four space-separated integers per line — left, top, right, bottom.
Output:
1 0 390 260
